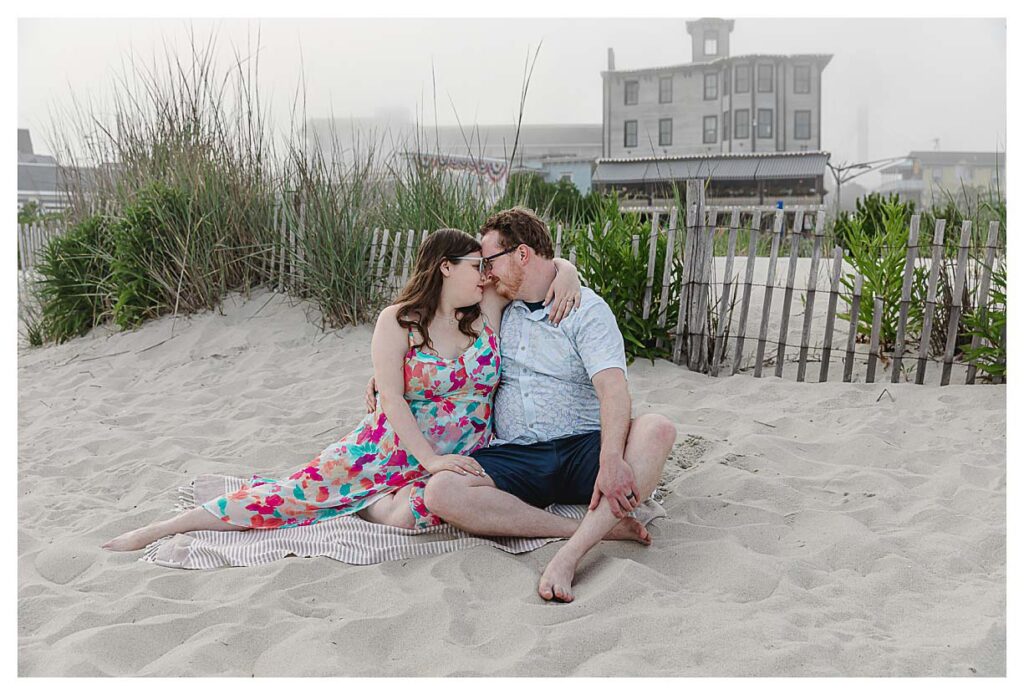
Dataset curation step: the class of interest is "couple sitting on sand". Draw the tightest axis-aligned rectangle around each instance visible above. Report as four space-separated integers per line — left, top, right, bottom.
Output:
105 206 676 602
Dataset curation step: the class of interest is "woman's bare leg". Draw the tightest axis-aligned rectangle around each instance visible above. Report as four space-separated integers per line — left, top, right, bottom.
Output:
102 507 244 552
356 486 417 529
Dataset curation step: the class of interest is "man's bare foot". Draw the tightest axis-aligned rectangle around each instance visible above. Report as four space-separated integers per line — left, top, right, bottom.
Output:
538 548 579 602
102 524 170 552
605 517 652 545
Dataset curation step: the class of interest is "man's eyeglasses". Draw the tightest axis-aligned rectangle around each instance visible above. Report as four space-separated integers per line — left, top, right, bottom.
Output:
449 247 517 274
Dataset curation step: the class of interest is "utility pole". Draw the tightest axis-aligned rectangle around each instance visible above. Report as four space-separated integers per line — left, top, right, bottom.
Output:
827 156 907 216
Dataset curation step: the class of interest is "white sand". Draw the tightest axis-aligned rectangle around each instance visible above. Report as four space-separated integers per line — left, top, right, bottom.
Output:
18 288 1005 676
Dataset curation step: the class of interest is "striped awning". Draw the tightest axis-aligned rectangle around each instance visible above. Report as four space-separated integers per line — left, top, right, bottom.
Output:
593 151 829 184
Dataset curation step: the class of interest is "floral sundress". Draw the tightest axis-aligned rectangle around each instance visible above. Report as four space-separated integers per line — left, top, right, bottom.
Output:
201 321 500 530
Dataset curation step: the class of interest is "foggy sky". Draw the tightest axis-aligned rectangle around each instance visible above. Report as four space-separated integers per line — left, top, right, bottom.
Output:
18 17 1007 185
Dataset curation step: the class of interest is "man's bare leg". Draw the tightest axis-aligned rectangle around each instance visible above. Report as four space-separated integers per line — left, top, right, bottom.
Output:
538 414 676 602
423 472 651 543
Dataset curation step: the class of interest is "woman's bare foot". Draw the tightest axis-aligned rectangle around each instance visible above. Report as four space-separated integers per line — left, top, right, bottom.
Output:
605 517 652 545
102 508 243 552
102 523 174 552
538 548 580 602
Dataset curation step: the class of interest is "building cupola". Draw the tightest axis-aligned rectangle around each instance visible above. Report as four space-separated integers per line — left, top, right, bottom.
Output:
685 18 735 62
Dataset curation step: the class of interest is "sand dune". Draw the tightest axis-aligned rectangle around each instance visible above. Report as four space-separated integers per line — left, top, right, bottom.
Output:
18 289 1005 676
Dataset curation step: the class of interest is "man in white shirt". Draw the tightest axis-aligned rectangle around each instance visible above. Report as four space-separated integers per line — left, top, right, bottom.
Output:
422 207 676 603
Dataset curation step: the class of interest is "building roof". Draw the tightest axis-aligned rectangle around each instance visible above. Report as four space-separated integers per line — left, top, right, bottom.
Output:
603 53 833 77
593 151 830 184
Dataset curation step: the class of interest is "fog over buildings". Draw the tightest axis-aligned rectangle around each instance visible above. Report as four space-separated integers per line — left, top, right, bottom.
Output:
19 17 1006 190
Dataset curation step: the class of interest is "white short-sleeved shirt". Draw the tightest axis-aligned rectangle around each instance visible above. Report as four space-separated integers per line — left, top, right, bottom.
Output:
491 287 627 446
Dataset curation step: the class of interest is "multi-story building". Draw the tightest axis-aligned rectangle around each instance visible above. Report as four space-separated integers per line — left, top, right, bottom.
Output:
594 18 832 207
601 18 832 159
878 150 1006 207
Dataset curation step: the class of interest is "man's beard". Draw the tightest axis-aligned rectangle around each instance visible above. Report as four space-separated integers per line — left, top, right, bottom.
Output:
494 266 523 299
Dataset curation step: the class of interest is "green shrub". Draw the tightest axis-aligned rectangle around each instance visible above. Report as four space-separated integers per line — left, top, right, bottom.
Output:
961 260 1006 381
34 214 115 343
569 197 682 363
837 199 928 354
833 192 915 250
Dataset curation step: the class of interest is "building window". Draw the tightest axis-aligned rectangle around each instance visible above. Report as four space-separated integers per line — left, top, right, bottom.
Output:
624 120 638 148
734 109 750 139
703 115 718 144
735 64 750 93
723 67 731 96
794 65 811 94
624 80 638 105
794 110 811 140
704 73 718 100
931 167 944 183
659 76 673 104
757 108 773 138
757 64 773 93
723 111 731 140
704 31 718 56
659 118 672 146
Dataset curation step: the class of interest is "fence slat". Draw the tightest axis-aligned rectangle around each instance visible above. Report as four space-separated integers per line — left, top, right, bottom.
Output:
17 223 27 272
890 214 921 383
369 228 381 270
818 247 844 383
775 210 804 378
642 212 661 320
916 220 946 385
754 211 784 378
388 230 404 293
797 211 825 381
689 207 716 371
554 223 563 259
866 296 884 383
657 207 679 333
965 221 1001 384
941 221 973 386
731 211 761 375
843 274 864 382
277 197 288 292
711 209 740 376
375 229 391 287
673 201 699 364
401 231 416 286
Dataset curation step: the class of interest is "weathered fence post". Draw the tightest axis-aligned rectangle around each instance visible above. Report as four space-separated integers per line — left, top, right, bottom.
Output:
843 273 863 383
687 206 715 371
731 211 761 375
711 209 740 376
941 221 973 386
866 295 884 383
754 210 784 378
916 220 946 385
818 246 844 383
890 214 920 383
775 210 804 378
656 208 679 348
642 212 661 320
797 210 825 381
554 223 563 259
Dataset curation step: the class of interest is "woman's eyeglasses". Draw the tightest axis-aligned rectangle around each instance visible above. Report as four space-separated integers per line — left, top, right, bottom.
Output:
449 248 517 275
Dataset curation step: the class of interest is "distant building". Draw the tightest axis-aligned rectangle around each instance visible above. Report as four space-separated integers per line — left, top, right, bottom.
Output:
597 18 832 208
18 129 66 213
307 118 601 193
602 18 832 159
878 151 1006 207
593 150 829 207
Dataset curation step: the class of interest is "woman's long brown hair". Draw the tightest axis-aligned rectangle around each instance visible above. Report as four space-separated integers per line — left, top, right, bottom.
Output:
394 228 482 354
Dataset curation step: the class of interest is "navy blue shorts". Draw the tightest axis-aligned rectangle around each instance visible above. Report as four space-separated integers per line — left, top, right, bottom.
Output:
469 431 602 509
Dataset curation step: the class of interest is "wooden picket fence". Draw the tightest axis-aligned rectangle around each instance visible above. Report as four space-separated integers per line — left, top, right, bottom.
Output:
17 188 1005 385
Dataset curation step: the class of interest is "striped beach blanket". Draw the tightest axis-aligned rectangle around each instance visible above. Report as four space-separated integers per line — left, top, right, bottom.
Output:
141 474 667 569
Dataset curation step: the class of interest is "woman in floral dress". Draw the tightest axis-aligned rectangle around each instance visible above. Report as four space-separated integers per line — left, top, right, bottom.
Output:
103 228 581 551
